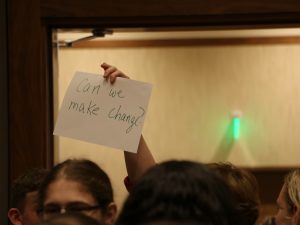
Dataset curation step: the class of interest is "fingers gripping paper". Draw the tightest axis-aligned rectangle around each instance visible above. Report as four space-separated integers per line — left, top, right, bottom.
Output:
53 72 152 153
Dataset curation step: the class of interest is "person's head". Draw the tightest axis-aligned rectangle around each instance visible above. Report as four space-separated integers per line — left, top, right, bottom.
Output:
208 162 260 225
116 160 238 225
8 168 48 225
36 212 102 225
276 168 300 225
38 159 116 225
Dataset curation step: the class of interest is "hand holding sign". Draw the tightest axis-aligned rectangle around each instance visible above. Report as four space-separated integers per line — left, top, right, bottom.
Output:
101 62 129 83
54 66 152 153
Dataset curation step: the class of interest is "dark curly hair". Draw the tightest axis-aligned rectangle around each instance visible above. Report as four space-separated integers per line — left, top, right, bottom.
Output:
10 168 48 211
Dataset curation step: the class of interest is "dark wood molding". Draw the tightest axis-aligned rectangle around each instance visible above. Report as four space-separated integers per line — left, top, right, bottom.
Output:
8 0 53 181
40 0 300 29
40 0 300 19
250 168 289 203
1 0 8 222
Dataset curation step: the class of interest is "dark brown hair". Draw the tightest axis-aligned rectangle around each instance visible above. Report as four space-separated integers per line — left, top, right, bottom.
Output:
208 162 260 225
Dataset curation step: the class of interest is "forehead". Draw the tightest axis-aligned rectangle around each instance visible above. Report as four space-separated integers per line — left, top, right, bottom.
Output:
44 179 96 205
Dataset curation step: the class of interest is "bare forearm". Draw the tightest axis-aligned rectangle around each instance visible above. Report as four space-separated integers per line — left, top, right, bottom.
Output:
124 135 156 184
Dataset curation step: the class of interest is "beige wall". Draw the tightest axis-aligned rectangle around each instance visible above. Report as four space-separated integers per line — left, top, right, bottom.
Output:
54 43 300 208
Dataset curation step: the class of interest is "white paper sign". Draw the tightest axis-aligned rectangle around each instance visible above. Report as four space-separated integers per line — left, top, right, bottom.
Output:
54 71 152 153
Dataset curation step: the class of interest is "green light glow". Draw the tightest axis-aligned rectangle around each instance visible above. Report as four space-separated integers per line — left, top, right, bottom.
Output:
233 117 240 140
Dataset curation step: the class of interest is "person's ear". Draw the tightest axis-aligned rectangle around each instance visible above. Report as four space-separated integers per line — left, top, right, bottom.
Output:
292 206 300 225
293 205 298 214
103 202 117 225
8 208 23 225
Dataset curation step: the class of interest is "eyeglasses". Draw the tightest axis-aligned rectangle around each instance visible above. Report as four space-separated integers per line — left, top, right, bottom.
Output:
40 203 102 218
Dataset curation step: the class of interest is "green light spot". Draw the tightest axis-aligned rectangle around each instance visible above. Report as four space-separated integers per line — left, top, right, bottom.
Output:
233 117 240 140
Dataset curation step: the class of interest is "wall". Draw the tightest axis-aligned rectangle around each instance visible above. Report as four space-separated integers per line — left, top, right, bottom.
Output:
55 43 300 208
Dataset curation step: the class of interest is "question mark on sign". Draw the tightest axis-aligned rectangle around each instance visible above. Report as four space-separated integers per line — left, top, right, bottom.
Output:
126 107 145 134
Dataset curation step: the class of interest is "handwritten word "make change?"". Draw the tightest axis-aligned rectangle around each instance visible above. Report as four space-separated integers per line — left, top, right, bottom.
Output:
108 105 145 133
68 100 100 115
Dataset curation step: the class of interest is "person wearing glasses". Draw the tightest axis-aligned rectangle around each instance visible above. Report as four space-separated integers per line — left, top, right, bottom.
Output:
37 159 117 225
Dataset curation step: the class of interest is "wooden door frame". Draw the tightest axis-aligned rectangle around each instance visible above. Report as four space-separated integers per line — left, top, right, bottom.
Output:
8 1 300 212
1 0 8 223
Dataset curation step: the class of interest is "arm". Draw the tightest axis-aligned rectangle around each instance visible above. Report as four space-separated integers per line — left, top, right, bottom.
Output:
124 135 155 184
100 62 156 184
